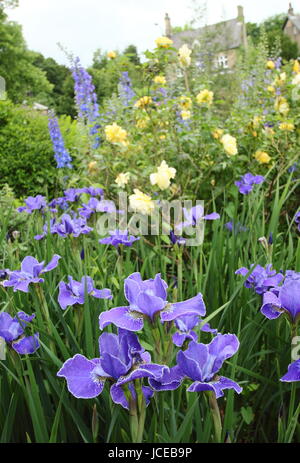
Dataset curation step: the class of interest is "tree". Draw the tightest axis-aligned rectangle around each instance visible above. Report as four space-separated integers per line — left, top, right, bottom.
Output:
123 45 140 65
31 53 76 116
246 14 299 61
0 9 53 104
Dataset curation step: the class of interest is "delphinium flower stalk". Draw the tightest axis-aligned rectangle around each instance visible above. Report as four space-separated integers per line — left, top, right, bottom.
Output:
48 111 73 169
118 71 136 107
71 57 101 148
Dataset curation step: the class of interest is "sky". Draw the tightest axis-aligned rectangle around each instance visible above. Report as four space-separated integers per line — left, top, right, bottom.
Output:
7 0 292 67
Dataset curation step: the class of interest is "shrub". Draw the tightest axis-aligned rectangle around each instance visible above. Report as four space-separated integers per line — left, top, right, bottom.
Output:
0 100 79 198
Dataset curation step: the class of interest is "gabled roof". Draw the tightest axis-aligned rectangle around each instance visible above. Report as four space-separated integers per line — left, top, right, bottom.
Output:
171 17 244 51
283 14 300 31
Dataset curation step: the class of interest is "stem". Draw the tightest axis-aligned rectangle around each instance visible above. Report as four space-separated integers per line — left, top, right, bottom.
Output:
207 391 223 443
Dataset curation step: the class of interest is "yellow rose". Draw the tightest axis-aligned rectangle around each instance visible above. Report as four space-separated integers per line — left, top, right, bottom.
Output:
155 36 173 48
292 73 300 86
153 75 166 85
178 44 192 67
115 172 130 188
136 118 149 129
179 96 192 110
88 161 98 174
107 51 116 59
181 110 191 120
134 96 152 109
129 189 155 215
196 89 214 106
105 122 128 145
254 151 271 164
266 60 275 70
293 60 300 74
279 122 295 132
212 128 224 139
221 134 238 156
150 160 176 190
274 96 289 115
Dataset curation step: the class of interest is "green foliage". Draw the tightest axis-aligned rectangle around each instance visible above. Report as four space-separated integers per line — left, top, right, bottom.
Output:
0 100 79 197
246 14 299 61
31 53 76 116
0 10 53 104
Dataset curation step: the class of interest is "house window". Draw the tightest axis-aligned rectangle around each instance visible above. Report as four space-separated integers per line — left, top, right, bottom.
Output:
217 55 229 69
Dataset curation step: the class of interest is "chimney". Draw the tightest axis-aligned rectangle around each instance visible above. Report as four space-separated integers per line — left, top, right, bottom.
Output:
237 5 244 21
165 13 172 37
288 3 294 15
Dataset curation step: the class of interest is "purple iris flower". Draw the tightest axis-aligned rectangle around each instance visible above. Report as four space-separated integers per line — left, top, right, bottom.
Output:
235 264 283 295
169 231 186 246
79 199 121 219
35 214 93 240
175 205 220 232
81 187 104 197
57 329 167 408
280 360 300 382
224 221 248 234
235 173 265 195
99 230 140 248
2 255 61 293
48 197 69 213
150 334 242 398
17 195 47 214
260 276 300 322
172 314 218 347
63 188 85 203
99 272 206 332
58 276 112 310
0 311 40 354
295 211 300 232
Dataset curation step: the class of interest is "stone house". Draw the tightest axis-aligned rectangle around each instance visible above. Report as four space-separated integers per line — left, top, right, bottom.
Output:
165 6 248 70
283 3 300 49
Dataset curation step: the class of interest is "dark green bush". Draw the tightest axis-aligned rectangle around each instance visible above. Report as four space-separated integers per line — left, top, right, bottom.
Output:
0 100 78 198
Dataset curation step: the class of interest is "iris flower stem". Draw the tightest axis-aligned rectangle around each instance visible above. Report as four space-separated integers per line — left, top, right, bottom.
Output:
35 285 56 355
177 247 183 301
288 382 297 426
207 391 222 443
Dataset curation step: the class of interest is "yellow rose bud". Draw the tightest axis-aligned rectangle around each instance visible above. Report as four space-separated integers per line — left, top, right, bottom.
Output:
107 51 117 59
196 89 214 106
254 150 271 164
155 36 173 48
221 134 238 156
